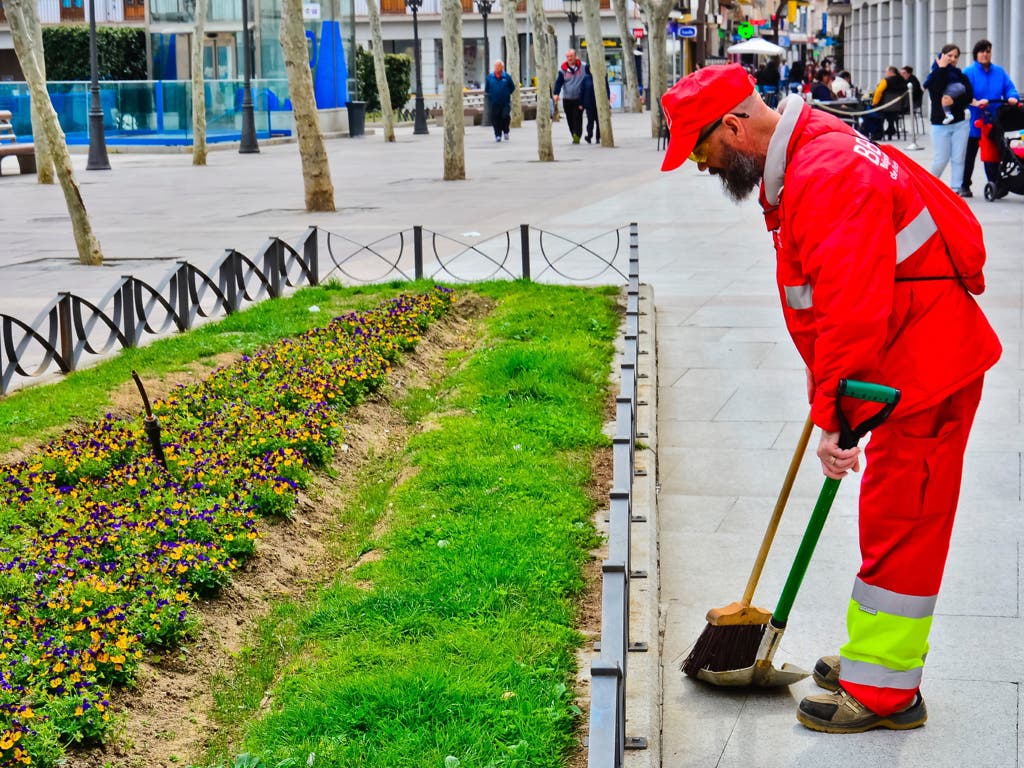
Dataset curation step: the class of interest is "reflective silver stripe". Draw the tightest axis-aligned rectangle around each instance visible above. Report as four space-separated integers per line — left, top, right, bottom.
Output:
852 578 937 619
784 283 813 310
839 656 923 690
895 207 938 265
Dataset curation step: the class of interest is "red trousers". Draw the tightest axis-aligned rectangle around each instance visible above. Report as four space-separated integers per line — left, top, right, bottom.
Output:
842 376 984 715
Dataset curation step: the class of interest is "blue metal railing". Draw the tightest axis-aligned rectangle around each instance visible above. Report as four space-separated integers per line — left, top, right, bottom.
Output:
0 79 294 145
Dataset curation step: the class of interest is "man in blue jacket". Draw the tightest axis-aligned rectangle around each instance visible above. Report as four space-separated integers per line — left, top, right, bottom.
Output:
961 39 1019 197
485 60 517 143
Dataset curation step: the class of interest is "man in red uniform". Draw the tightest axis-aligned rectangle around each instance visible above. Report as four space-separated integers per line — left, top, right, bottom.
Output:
661 64 1001 733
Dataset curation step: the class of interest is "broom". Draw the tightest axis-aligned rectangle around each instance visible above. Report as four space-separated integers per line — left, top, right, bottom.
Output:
682 412 814 678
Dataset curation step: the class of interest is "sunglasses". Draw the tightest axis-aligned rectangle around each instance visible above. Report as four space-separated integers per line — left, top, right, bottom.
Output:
689 112 750 163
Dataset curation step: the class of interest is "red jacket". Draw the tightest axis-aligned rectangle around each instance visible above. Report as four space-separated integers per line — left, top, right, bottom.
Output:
760 101 1001 432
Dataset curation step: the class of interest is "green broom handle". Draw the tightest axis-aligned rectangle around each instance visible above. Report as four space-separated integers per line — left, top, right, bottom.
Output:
770 378 900 628
771 476 842 626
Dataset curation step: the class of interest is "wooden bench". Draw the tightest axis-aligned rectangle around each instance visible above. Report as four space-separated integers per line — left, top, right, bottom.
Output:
0 109 37 176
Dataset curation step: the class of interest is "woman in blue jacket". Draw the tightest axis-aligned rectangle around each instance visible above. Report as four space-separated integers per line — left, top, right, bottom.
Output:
961 39 1020 197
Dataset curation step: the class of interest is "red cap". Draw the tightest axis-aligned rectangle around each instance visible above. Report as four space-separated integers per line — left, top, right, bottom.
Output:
660 64 756 171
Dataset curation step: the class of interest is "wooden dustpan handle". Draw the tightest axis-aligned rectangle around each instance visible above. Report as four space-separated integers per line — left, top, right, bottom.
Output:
740 412 814 607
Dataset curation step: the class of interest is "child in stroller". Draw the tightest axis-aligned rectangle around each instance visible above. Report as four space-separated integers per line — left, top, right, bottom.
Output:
974 100 1024 200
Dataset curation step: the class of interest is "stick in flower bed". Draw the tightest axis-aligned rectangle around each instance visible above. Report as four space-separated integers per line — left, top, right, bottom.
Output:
131 369 168 470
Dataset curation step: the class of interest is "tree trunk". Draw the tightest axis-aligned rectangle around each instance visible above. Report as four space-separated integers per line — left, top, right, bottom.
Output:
7 0 103 265
501 0 522 128
441 0 465 180
612 0 642 112
366 0 396 142
8 0 54 182
527 0 554 161
582 0 614 146
639 0 672 137
528 7 552 160
191 0 209 165
280 0 336 211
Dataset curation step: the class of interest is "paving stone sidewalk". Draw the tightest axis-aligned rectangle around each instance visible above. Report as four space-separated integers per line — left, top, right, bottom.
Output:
1 112 1022 768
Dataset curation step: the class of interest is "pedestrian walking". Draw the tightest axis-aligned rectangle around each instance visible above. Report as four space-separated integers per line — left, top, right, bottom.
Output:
484 59 516 142
923 44 974 195
582 63 609 144
961 39 1020 197
660 63 1001 733
553 48 587 144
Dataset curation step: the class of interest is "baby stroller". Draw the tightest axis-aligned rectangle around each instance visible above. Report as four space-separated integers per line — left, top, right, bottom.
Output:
975 101 1024 201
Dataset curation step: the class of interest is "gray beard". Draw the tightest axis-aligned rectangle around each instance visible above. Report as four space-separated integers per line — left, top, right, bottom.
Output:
712 146 766 202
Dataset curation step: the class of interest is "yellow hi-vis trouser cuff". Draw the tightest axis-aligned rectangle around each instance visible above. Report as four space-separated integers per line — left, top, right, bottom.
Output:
840 598 931 690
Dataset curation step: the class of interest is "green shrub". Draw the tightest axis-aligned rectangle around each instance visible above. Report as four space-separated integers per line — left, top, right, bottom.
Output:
356 47 412 112
42 26 147 80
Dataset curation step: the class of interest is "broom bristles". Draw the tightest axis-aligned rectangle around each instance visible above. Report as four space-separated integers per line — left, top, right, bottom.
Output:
682 622 766 678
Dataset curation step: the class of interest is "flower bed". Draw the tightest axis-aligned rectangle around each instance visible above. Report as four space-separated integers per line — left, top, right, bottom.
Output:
0 288 453 767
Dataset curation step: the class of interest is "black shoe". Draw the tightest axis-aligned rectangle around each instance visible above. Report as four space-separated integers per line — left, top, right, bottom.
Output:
798 689 927 734
957 188 973 198
584 135 592 144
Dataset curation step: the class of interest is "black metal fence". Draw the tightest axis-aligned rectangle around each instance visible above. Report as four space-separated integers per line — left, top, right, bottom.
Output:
0 223 632 396
587 223 648 768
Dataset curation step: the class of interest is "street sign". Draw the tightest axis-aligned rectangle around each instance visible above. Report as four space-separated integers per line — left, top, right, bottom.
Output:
677 25 697 38
302 2 320 19
633 26 645 38
737 21 755 39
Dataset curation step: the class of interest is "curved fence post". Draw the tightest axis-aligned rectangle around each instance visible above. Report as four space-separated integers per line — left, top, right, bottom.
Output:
175 262 191 331
58 292 74 373
220 249 242 314
262 239 284 299
121 277 138 348
300 226 320 285
414 226 424 280
520 224 531 281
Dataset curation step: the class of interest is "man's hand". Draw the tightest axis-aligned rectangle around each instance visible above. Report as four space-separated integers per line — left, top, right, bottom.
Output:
817 429 861 479
553 94 560 102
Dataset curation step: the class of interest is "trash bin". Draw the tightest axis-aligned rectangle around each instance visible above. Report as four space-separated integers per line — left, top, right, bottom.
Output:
346 100 366 137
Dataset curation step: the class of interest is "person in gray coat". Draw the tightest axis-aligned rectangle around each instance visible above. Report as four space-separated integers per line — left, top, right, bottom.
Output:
553 49 587 144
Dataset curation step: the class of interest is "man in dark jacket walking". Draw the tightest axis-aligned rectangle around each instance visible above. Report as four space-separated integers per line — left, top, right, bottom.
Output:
582 63 609 144
553 49 586 144
485 60 516 142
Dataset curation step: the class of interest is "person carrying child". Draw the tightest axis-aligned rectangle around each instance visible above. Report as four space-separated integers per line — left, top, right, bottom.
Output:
923 44 974 195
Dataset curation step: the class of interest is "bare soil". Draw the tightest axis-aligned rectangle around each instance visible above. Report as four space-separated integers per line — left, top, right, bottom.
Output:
47 290 608 768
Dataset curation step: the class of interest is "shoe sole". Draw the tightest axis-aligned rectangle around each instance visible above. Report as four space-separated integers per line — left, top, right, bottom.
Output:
797 706 928 734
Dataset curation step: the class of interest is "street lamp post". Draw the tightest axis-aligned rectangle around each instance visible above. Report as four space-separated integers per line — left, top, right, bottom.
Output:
477 0 493 127
637 4 651 111
406 0 429 134
562 0 580 50
238 0 260 152
86 0 110 170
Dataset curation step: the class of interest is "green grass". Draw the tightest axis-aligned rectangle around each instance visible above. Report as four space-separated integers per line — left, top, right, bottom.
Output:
0 280 432 457
200 282 620 768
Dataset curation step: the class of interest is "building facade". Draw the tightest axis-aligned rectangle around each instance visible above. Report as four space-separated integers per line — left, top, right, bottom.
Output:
842 0 1022 96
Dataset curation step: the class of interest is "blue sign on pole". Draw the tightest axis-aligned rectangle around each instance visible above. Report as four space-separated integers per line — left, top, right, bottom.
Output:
677 25 698 38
